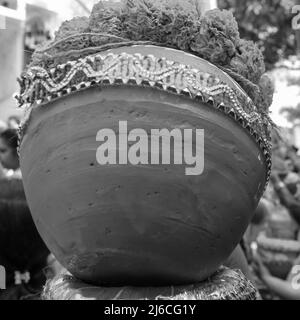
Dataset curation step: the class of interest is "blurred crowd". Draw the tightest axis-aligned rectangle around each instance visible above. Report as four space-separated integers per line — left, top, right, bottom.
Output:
239 131 300 300
0 115 62 300
0 116 21 180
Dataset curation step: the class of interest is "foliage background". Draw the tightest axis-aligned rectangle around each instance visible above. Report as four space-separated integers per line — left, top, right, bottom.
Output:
218 0 299 70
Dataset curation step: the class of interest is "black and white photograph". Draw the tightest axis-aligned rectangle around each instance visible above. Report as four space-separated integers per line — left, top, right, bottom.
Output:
0 0 300 304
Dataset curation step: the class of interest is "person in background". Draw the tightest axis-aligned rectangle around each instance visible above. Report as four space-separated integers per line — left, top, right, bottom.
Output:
286 146 300 174
0 120 8 179
271 172 300 225
224 200 270 284
245 199 270 246
0 129 21 179
0 128 51 299
254 253 300 300
0 188 50 300
225 245 254 282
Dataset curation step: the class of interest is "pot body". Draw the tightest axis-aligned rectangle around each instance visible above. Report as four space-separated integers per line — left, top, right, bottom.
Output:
20 81 266 285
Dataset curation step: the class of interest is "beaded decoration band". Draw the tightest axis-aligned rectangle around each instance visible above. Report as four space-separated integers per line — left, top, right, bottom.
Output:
15 51 272 186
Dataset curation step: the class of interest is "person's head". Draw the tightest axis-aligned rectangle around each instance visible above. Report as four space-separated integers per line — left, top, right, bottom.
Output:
0 129 19 170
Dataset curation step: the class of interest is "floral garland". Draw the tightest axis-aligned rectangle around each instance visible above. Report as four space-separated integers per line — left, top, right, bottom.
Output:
26 0 274 117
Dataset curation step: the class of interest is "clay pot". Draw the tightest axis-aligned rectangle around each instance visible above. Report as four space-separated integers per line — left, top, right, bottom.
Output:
19 46 268 286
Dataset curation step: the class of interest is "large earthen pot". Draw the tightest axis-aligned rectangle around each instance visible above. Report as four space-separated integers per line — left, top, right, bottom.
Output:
18 45 271 286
